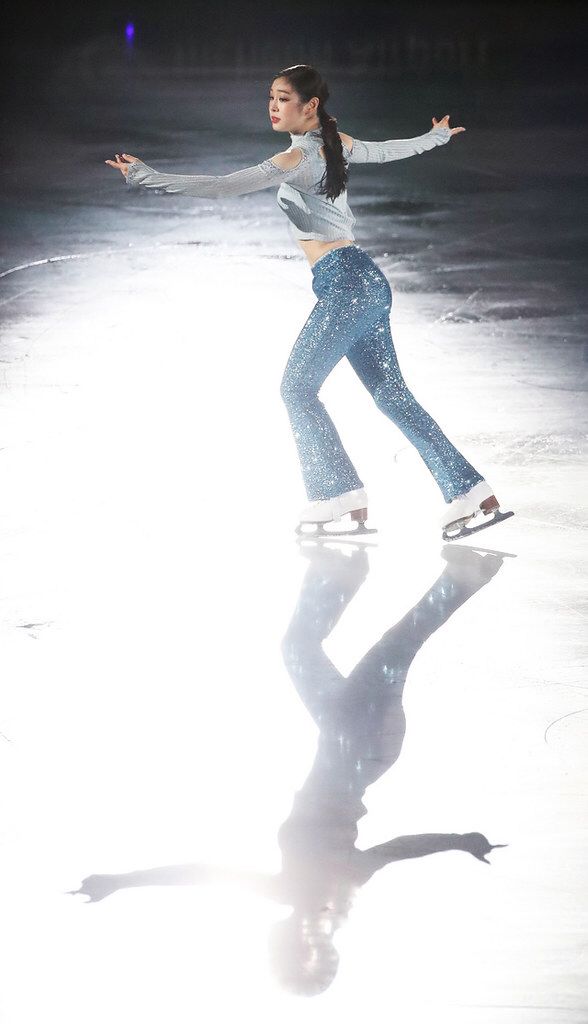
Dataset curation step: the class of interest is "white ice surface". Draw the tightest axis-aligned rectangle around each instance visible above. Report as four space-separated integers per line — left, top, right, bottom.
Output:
0 67 587 1023
0 245 586 1023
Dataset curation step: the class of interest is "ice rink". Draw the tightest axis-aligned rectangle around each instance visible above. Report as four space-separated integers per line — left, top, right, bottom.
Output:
1 60 587 1022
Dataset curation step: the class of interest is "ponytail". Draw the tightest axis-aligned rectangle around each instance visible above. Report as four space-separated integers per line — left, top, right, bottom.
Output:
275 64 349 201
317 104 348 202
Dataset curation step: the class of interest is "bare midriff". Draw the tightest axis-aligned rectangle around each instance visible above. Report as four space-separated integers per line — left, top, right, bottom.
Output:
297 238 355 268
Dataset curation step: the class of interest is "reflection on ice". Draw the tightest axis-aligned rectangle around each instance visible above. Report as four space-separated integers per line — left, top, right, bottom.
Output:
69 542 508 996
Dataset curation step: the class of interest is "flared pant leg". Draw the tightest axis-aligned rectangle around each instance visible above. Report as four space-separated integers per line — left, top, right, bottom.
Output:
346 310 485 503
280 291 382 502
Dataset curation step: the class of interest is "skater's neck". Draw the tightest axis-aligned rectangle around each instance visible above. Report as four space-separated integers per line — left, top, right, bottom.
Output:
290 127 322 140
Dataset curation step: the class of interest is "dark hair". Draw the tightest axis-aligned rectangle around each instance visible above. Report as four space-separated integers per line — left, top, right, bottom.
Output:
273 64 348 202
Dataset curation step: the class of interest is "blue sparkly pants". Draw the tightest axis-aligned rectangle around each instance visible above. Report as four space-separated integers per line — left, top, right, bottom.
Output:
280 244 484 503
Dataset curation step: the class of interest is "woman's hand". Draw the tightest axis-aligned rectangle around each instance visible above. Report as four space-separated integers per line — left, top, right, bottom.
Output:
432 114 465 137
66 873 122 902
104 153 142 177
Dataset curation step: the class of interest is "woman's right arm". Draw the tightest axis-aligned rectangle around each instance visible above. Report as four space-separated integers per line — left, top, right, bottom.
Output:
107 147 308 198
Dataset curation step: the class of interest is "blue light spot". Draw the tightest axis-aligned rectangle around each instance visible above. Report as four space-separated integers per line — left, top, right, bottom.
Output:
125 23 135 41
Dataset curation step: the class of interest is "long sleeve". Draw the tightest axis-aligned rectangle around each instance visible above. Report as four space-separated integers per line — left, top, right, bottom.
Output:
345 124 452 164
125 150 309 198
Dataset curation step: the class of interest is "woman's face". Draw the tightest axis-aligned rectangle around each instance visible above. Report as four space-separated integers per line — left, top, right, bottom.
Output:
268 77 318 135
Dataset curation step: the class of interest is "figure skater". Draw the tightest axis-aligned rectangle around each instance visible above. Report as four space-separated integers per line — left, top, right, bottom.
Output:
106 63 512 540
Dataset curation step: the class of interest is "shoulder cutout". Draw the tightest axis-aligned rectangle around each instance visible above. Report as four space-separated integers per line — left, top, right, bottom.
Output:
269 148 306 171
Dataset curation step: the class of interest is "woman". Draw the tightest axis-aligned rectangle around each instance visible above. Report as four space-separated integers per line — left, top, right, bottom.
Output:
106 64 507 540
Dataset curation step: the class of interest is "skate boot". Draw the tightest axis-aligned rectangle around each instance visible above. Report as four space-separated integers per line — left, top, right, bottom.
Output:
296 487 377 538
441 479 514 542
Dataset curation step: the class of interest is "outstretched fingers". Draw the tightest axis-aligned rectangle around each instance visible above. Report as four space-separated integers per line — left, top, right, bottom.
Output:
432 114 466 135
104 153 141 175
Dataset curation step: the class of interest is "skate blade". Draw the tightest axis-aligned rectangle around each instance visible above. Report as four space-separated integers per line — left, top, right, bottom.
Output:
442 509 515 543
295 521 378 539
441 542 518 558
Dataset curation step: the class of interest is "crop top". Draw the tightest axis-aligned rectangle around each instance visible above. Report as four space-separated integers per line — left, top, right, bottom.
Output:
125 123 452 243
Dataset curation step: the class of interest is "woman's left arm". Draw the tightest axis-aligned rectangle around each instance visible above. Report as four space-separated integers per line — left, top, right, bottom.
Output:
105 148 308 198
344 114 465 164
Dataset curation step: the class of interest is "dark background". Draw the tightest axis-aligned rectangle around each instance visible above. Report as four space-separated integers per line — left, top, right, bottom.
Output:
2 1 586 91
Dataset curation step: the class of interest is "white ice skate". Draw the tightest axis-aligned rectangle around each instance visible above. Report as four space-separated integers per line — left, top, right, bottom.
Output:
296 487 377 538
441 480 514 542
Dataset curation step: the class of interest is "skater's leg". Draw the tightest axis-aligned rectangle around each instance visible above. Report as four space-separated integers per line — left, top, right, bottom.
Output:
281 544 369 718
280 255 390 502
280 294 364 501
346 311 484 503
344 546 502 787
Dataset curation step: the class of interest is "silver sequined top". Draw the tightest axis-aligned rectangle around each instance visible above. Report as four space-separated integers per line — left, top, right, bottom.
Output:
125 124 452 242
